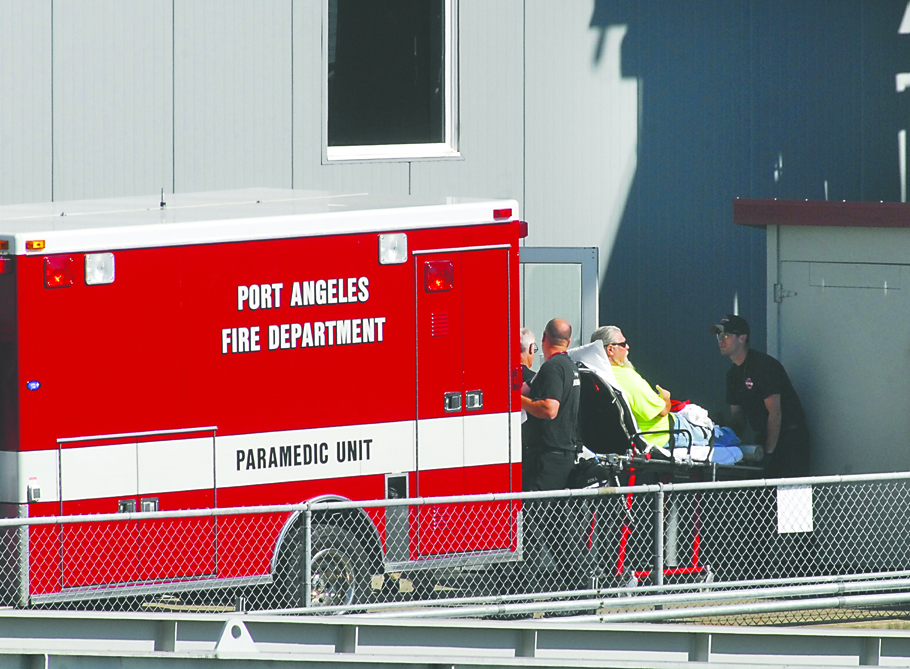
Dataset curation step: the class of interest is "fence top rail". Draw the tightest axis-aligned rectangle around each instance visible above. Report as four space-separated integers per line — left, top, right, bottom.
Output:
5 469 910 527
645 469 910 493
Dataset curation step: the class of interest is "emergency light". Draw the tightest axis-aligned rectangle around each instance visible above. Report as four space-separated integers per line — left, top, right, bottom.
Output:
378 233 408 265
85 253 115 285
44 255 74 288
425 260 454 292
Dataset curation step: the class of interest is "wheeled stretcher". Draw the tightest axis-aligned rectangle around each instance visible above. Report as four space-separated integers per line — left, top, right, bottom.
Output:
566 344 761 586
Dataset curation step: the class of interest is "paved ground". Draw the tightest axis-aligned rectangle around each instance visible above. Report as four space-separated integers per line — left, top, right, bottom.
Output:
667 607 910 628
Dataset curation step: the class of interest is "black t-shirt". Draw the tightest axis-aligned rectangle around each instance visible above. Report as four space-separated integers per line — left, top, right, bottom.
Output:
525 352 580 453
521 364 535 386
725 348 806 437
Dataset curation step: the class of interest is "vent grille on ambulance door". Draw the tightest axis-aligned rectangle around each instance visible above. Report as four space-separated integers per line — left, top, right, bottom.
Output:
430 312 449 337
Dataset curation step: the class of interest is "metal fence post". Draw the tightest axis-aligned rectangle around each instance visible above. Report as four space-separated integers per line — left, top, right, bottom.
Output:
303 505 313 608
654 486 665 588
17 505 29 608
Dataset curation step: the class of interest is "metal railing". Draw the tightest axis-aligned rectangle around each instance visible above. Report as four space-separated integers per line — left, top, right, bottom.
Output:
3 471 910 625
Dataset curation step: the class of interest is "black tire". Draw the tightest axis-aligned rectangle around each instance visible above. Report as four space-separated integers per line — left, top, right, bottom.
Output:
308 525 370 607
269 518 379 611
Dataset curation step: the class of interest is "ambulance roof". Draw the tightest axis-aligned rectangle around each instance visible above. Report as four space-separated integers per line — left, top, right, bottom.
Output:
0 188 519 255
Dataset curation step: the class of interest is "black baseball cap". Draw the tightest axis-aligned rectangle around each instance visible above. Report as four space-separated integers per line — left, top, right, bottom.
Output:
710 314 750 336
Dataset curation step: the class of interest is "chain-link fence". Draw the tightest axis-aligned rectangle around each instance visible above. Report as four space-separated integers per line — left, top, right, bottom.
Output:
4 472 910 624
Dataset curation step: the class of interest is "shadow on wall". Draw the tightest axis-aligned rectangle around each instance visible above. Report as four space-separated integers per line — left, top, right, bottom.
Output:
588 0 909 416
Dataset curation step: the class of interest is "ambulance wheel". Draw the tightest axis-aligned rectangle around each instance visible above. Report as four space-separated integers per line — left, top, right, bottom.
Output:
306 525 369 608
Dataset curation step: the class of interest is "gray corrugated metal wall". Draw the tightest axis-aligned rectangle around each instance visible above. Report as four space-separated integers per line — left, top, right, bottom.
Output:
1 0 907 417
1 0 52 204
53 0 174 199
174 0 292 192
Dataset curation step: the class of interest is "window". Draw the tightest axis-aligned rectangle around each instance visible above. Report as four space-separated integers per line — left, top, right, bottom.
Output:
325 0 458 161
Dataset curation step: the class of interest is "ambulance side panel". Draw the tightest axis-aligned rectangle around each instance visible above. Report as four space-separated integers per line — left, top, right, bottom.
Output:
12 219 521 594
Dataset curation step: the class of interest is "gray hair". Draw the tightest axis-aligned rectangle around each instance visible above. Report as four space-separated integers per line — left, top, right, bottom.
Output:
590 325 623 346
519 327 535 353
591 325 634 369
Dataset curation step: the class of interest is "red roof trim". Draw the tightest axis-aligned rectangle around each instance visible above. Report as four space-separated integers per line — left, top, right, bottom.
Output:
733 198 910 229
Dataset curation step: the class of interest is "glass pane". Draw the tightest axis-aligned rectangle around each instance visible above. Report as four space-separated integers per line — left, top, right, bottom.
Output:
328 0 445 147
520 263 583 371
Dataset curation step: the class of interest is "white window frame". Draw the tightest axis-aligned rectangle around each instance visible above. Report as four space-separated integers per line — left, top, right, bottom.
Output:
323 0 460 163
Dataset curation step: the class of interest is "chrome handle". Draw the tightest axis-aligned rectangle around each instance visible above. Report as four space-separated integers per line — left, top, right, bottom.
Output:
465 390 483 410
444 391 462 412
118 499 136 513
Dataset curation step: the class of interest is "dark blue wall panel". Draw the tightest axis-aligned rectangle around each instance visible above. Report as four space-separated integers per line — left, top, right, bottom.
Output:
591 0 907 415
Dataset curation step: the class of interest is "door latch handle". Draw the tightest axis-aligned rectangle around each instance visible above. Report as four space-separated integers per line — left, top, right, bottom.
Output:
444 391 462 412
465 390 483 410
118 499 136 513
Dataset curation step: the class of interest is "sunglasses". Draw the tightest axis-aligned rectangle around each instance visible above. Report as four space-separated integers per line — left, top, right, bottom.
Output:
528 343 538 355
609 341 629 348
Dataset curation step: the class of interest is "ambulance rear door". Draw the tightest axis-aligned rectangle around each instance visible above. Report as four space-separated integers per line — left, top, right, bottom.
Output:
414 245 515 556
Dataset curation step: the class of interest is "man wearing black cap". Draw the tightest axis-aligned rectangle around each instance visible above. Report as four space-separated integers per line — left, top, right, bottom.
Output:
711 314 809 477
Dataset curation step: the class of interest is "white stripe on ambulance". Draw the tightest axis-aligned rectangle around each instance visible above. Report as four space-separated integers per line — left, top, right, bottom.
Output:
10 412 520 504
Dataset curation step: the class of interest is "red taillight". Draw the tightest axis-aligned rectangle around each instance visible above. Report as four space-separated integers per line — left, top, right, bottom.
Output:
44 255 74 288
493 208 512 220
0 258 11 275
425 260 454 292
518 220 529 238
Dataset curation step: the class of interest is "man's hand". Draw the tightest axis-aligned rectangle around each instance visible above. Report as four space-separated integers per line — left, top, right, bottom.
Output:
521 395 560 420
761 447 777 475
655 385 671 417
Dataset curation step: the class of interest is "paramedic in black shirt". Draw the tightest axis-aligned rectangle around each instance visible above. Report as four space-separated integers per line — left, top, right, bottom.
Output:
712 314 809 478
519 318 584 590
521 318 581 490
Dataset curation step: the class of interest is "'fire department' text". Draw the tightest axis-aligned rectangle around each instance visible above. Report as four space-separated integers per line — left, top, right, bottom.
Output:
221 317 386 354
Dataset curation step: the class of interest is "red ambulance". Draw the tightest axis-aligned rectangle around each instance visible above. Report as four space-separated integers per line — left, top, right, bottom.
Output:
0 189 524 606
